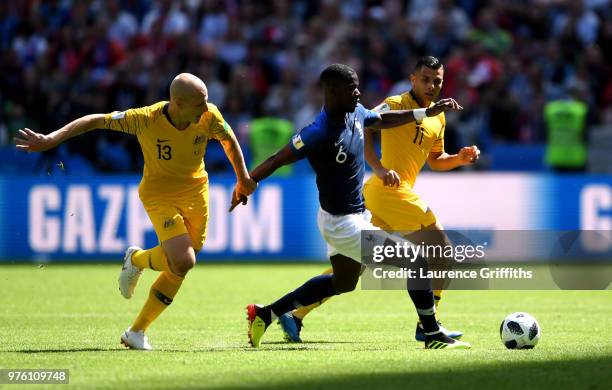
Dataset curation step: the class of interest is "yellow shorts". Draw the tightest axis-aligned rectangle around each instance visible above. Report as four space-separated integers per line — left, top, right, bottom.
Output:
141 188 209 251
363 177 437 232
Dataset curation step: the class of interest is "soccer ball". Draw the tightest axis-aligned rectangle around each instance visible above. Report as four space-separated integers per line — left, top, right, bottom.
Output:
500 312 540 349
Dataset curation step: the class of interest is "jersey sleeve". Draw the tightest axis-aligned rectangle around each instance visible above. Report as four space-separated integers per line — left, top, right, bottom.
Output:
431 113 445 153
363 108 382 127
289 126 318 160
207 105 234 141
372 95 403 113
103 106 151 136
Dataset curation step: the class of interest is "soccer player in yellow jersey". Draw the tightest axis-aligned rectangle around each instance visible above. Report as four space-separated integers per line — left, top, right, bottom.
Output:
279 56 479 344
15 73 257 350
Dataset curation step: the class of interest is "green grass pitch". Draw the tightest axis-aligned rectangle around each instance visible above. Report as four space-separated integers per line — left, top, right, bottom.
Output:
0 263 610 389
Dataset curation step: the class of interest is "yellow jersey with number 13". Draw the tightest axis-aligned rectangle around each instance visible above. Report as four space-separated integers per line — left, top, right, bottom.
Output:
103 101 233 199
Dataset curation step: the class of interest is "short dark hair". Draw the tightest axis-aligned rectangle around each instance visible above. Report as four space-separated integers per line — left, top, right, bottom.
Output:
414 56 443 72
320 64 356 87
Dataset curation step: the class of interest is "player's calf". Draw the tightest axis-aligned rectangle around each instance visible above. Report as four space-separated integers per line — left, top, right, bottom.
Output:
329 254 361 294
331 275 358 294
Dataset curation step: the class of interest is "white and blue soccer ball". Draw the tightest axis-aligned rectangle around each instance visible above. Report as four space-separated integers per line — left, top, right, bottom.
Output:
500 312 541 349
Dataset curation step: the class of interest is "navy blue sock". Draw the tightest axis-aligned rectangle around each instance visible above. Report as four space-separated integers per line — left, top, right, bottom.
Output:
404 254 440 334
408 289 439 334
267 274 337 318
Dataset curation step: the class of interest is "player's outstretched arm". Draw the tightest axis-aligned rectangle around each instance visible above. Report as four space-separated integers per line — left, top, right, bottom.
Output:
364 128 400 187
373 98 463 129
219 132 258 197
427 146 480 171
14 114 105 153
229 144 298 212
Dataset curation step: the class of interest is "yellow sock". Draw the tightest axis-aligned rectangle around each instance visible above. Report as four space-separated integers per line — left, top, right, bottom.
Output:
131 272 184 331
293 267 334 319
434 289 443 314
294 297 330 319
131 245 170 272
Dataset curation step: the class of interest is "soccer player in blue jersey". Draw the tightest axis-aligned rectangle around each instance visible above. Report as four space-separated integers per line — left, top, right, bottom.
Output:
231 64 470 349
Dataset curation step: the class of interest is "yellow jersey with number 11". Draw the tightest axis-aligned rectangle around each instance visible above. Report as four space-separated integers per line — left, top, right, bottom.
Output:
373 91 446 187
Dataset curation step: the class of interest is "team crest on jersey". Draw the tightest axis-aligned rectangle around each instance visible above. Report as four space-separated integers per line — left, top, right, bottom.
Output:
292 134 304 150
373 103 390 113
163 218 176 229
111 111 126 120
193 135 206 156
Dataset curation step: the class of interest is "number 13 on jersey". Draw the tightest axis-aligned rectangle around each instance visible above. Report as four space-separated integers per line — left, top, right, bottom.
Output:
157 143 172 160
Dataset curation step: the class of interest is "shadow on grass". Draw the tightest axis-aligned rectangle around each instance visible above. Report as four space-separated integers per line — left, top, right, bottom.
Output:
4 348 119 353
2 342 351 354
264 340 368 345
281 356 610 390
126 354 611 390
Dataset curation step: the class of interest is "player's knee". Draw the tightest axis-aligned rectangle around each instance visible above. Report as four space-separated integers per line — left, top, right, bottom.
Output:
332 276 359 294
170 252 196 276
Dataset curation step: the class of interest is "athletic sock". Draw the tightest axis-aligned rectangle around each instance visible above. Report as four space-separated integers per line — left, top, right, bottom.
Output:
292 267 334 319
131 245 171 272
292 298 330 320
267 274 337 319
433 289 442 312
408 288 440 335
406 251 440 333
131 271 184 331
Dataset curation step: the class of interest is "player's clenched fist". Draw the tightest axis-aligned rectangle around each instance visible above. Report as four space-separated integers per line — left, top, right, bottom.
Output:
229 188 248 212
236 177 258 197
230 177 258 212
374 166 401 188
425 98 463 117
458 145 480 165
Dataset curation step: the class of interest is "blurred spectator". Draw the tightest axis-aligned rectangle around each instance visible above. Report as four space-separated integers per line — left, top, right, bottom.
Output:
422 12 459 59
264 66 303 119
106 0 139 49
552 1 600 46
293 82 323 132
0 0 610 174
198 0 229 45
141 0 189 36
217 18 247 66
468 7 512 56
544 85 589 172
12 17 48 69
0 3 20 51
249 116 294 175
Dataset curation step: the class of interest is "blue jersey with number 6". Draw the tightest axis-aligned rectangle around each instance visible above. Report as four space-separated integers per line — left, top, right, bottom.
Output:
289 103 381 215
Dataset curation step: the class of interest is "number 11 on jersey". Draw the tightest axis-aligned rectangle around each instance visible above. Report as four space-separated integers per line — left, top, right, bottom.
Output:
413 125 424 145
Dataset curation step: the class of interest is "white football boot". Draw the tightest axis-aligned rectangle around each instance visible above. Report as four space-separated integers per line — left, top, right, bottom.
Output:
118 246 143 299
120 327 152 351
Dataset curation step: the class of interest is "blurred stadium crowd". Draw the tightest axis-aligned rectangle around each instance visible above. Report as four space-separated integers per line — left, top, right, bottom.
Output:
1 0 611 173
